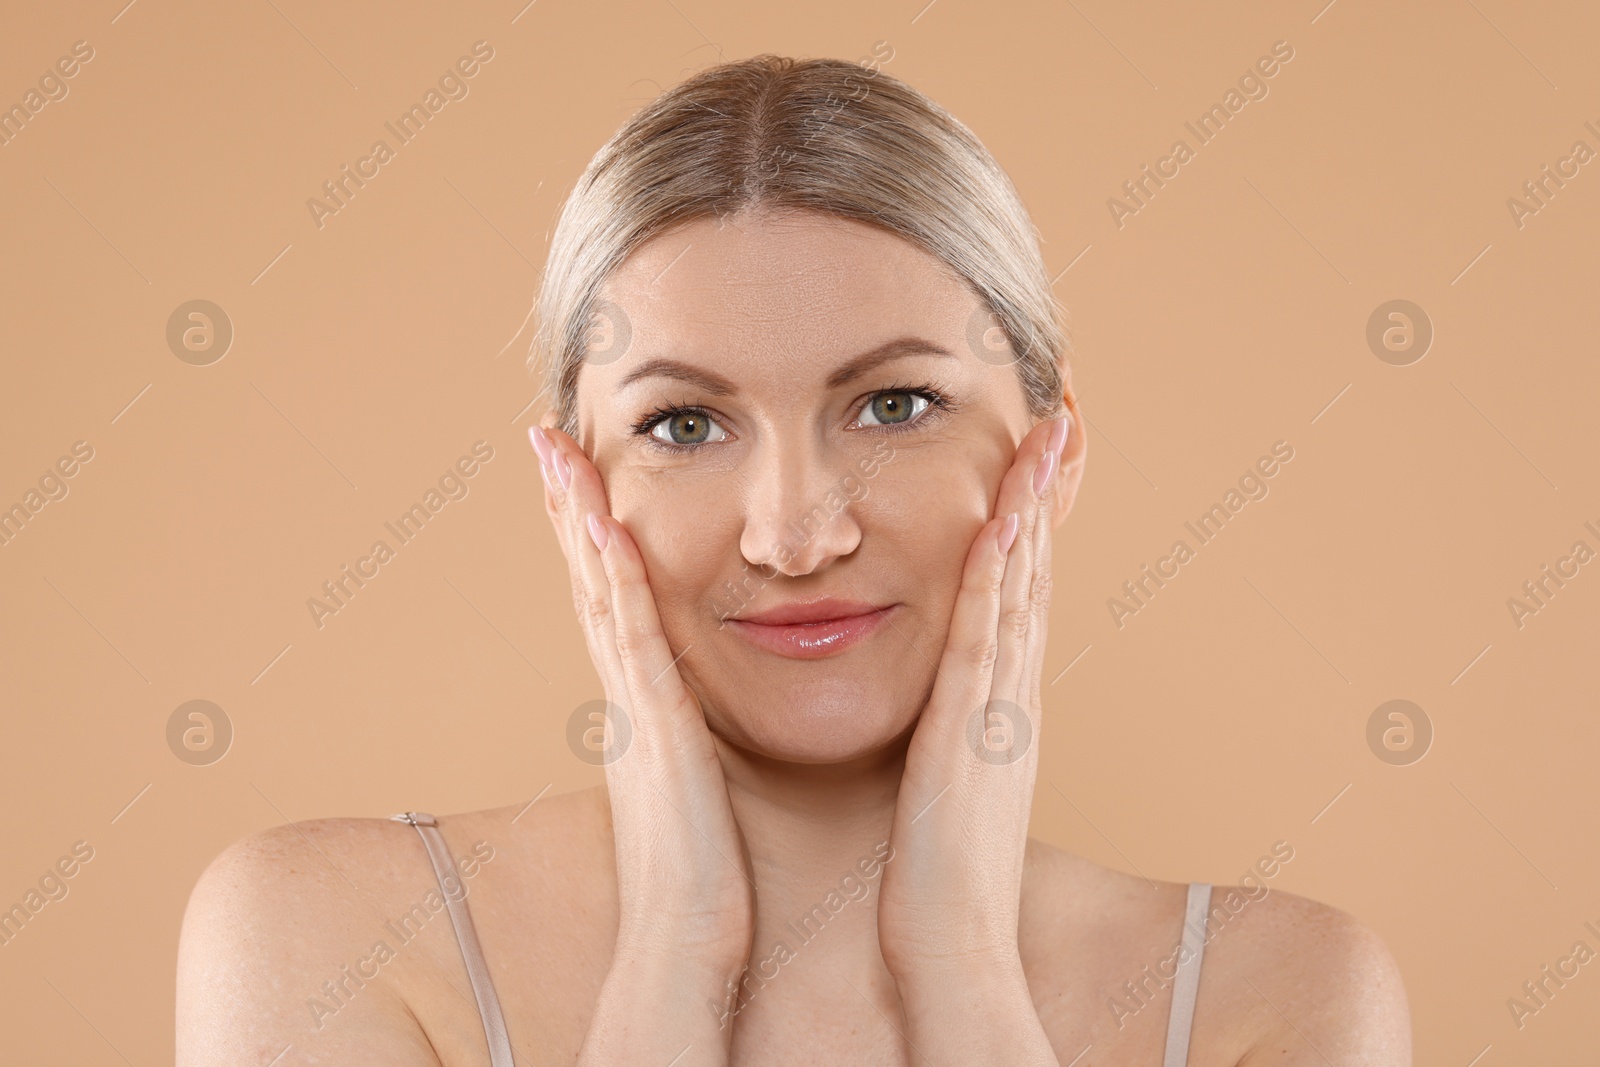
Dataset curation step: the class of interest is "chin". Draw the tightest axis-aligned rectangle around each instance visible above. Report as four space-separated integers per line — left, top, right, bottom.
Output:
695 666 924 765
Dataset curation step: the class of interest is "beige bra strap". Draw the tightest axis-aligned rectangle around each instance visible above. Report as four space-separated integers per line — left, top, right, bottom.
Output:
392 812 515 1067
1161 882 1212 1067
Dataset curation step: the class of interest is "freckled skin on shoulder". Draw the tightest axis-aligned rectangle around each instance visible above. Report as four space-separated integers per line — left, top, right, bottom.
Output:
1018 839 1202 1062
179 802 1406 1066
451 788 623 1051
176 816 445 1066
1221 889 1412 1065
1015 839 1410 1066
177 790 625 1067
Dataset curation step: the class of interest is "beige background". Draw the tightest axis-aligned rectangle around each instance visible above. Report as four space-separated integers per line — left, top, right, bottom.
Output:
2 0 1597 1061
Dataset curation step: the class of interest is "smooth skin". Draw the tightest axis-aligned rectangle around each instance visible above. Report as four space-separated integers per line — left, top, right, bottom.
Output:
176 209 1411 1066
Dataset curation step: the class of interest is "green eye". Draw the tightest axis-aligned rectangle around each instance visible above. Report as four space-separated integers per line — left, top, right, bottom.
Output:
859 391 928 427
649 410 726 446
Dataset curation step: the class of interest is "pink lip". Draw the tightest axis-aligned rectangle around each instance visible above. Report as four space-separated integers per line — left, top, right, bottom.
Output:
735 597 886 626
726 604 898 660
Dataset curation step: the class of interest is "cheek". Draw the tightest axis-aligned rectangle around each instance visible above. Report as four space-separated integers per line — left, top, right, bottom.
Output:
608 446 1000 632
610 471 741 619
860 453 992 591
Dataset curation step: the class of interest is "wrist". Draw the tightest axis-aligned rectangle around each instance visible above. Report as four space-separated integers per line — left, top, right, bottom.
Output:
890 948 1029 999
893 955 1056 1067
582 951 741 1066
613 919 751 978
611 940 747 987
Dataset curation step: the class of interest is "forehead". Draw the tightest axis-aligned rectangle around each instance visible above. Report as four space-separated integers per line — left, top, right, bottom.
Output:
584 210 979 386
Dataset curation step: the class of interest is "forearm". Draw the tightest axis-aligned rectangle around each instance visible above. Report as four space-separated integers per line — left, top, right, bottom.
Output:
577 951 740 1067
894 959 1060 1066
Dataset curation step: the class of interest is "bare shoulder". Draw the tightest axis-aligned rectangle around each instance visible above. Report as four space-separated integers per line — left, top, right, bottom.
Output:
177 789 617 1067
176 815 443 1066
1019 838 1410 1065
1201 883 1412 1065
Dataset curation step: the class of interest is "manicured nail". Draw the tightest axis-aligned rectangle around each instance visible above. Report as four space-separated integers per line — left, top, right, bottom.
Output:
586 513 609 552
529 425 554 466
998 512 1020 556
1033 449 1057 496
1048 415 1070 457
537 458 554 493
554 449 572 490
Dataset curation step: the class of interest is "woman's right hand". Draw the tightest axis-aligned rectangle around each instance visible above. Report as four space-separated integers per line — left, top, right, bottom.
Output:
531 423 755 1005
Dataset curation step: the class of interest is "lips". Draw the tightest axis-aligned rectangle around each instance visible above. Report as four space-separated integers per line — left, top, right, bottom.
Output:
726 598 897 659
734 597 886 626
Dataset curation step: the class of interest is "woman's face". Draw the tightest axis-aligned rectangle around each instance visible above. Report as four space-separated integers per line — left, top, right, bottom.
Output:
570 208 1051 765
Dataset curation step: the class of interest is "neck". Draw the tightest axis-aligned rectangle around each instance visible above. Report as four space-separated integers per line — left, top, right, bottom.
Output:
711 731 909 1004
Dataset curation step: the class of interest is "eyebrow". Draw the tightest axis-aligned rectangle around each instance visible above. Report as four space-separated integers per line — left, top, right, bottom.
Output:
615 336 957 395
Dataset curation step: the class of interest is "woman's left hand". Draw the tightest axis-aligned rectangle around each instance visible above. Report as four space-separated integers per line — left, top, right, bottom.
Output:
876 412 1071 986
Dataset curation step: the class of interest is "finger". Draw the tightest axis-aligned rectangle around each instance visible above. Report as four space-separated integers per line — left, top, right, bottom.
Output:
922 417 1060 738
531 425 590 643
1021 414 1069 709
538 425 628 701
586 513 704 738
918 419 1055 749
991 415 1067 723
918 510 1016 751
531 424 590 656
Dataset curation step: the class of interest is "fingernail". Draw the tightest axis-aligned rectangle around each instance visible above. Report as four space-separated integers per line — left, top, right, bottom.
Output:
1048 416 1070 457
554 450 572 490
1033 449 1057 496
537 457 554 493
998 512 1020 555
586 513 609 552
529 425 554 466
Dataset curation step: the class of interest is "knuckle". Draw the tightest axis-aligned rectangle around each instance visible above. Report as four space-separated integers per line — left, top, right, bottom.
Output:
1029 568 1053 608
984 558 1008 596
958 636 1000 674
606 564 638 598
582 588 613 630
612 621 655 660
1000 603 1032 641
969 543 1005 590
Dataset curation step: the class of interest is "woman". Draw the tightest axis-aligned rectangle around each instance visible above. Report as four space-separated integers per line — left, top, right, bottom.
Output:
177 55 1410 1065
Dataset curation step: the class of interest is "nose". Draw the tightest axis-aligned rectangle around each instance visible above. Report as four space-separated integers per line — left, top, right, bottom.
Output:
738 437 864 577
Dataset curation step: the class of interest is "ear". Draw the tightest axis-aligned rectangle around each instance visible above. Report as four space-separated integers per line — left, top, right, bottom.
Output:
1051 390 1086 530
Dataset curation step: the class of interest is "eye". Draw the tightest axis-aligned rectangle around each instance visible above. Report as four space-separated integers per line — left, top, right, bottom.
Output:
856 390 930 428
648 409 729 447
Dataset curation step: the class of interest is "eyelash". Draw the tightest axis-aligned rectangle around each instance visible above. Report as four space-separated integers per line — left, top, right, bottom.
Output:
629 382 957 454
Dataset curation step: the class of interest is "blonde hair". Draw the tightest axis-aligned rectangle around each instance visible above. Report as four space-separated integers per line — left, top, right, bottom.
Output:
529 53 1071 438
